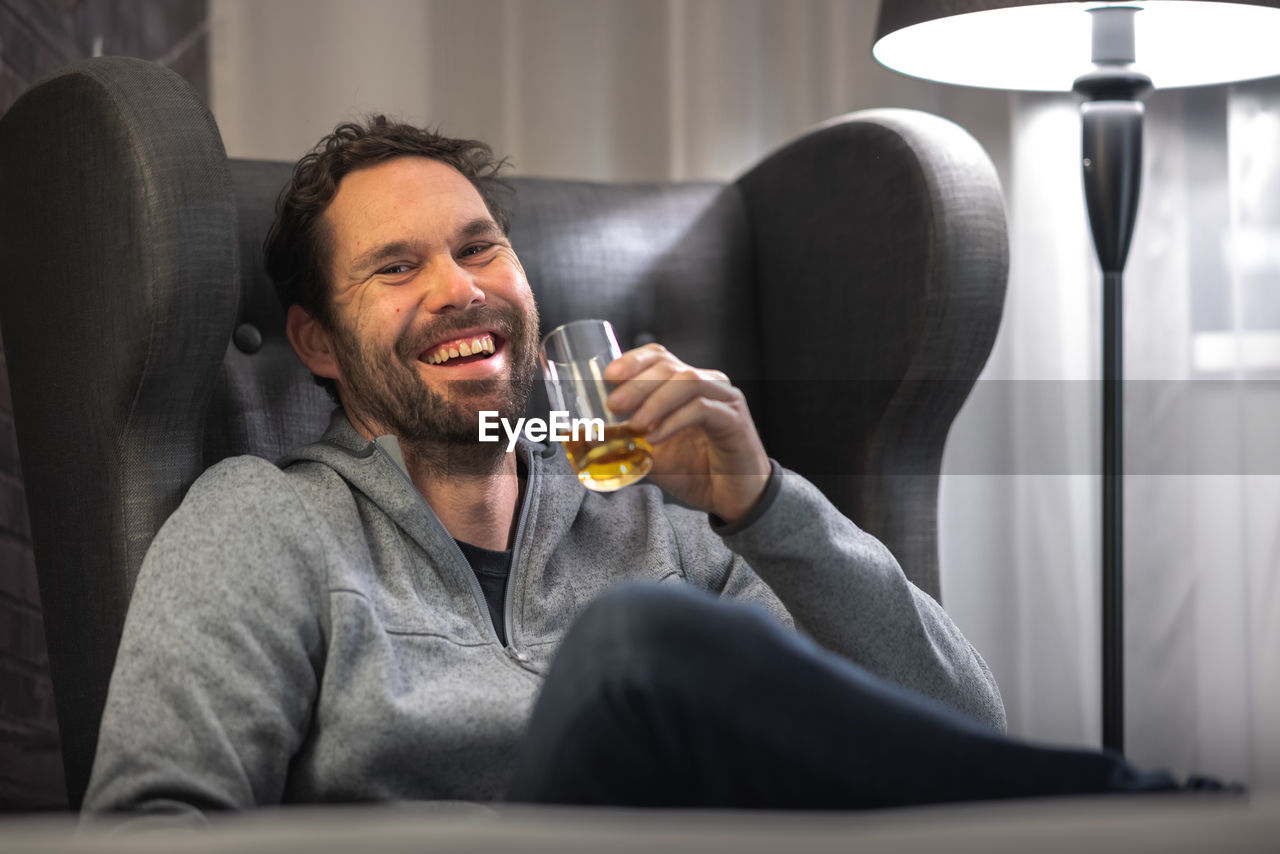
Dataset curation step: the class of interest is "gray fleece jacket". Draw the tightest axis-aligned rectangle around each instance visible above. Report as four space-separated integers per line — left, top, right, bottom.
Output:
84 410 1004 816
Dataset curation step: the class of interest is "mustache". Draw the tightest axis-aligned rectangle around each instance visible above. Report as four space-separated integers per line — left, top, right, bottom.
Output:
396 305 525 360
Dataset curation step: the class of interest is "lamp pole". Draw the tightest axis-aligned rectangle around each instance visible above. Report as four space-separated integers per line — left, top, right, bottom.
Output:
1072 5 1151 756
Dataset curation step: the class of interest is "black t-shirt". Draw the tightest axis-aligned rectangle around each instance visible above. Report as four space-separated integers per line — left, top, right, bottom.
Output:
455 539 513 645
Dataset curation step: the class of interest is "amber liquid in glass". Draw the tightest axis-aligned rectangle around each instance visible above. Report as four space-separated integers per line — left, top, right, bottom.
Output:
563 425 654 492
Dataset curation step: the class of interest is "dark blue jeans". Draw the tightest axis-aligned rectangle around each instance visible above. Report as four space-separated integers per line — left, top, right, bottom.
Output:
506 582 1183 809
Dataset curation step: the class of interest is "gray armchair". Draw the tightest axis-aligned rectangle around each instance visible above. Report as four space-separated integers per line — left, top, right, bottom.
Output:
0 57 1007 809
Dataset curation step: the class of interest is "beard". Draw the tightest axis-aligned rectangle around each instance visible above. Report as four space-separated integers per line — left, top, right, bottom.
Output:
331 301 540 475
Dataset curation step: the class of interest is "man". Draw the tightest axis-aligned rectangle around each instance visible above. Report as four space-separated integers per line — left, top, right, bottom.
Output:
84 118 1189 819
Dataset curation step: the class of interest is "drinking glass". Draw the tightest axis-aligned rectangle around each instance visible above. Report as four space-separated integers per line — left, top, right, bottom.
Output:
539 319 654 492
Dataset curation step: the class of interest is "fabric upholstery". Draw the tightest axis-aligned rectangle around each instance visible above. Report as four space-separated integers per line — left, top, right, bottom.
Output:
0 58 239 809
737 110 1008 600
0 57 1007 807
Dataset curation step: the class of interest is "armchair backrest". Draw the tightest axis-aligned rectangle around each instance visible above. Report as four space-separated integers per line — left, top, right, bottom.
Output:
0 57 1007 808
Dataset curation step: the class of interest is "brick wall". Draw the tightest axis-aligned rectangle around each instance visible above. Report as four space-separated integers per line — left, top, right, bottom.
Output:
0 0 208 812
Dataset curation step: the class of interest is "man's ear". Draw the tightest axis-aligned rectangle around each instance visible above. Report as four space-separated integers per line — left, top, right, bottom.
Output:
286 304 341 382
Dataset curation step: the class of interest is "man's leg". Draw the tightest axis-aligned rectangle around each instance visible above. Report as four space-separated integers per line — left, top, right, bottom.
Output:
506 582 1184 809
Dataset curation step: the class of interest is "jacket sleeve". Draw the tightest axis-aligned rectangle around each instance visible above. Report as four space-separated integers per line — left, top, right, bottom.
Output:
82 457 329 821
678 463 1006 732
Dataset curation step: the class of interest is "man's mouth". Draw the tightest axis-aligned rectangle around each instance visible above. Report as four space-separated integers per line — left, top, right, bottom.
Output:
421 332 500 366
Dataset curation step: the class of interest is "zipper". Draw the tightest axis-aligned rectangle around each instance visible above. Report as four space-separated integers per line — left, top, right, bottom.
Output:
503 645 537 673
501 447 540 673
371 439 541 675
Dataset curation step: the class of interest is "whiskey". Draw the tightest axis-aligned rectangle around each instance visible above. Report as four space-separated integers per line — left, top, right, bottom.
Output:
563 425 654 492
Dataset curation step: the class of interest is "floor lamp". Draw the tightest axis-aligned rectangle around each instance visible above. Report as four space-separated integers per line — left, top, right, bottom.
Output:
872 0 1280 754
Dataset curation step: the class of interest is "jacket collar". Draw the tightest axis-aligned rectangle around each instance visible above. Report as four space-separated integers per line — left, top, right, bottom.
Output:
279 408 585 563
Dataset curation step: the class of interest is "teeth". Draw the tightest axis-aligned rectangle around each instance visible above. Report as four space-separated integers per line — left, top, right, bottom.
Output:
426 334 496 365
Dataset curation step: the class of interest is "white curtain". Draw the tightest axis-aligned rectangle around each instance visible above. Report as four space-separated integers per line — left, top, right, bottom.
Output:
942 81 1280 787
210 0 1280 788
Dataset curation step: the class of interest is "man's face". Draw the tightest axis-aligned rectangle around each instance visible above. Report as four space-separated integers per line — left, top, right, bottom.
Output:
317 156 539 451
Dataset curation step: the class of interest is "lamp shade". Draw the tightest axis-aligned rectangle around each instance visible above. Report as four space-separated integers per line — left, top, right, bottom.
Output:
874 0 1280 91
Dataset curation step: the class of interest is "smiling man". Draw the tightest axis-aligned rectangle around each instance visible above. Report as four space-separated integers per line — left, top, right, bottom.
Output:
285 152 543 550
82 118 1203 821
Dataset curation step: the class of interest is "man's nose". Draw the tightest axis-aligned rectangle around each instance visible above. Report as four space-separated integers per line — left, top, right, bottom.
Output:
422 258 485 313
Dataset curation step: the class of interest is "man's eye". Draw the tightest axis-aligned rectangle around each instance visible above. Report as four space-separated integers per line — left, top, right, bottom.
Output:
378 263 414 276
460 243 494 258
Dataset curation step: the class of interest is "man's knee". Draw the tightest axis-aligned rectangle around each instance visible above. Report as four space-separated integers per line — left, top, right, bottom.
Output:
558 581 782 673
